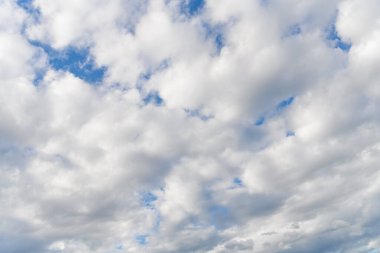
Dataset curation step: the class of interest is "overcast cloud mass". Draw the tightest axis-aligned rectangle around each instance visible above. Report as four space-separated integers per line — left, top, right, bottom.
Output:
1 0 380 252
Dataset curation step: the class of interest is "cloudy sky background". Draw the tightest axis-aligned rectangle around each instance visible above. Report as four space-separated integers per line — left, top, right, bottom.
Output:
1 0 380 252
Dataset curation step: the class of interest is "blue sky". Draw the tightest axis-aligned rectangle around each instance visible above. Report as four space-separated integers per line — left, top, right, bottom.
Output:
255 96 294 126
29 41 106 84
181 0 205 16
326 24 352 52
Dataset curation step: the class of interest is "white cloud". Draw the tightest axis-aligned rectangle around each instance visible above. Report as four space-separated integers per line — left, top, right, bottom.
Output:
1 0 380 252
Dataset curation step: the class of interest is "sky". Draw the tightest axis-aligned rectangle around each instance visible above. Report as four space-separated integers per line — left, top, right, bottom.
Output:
1 0 380 252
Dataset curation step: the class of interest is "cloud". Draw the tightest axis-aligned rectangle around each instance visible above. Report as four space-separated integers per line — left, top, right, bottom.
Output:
1 0 380 252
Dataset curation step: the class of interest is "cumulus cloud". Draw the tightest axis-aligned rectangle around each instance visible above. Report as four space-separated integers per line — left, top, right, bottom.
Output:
1 0 380 252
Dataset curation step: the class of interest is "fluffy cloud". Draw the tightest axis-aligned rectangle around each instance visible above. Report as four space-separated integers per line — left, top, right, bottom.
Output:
1 0 380 252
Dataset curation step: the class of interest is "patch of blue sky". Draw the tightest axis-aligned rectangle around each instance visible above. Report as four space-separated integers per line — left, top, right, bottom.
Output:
180 0 205 17
326 24 351 52
32 69 46 86
135 235 149 246
255 116 265 126
201 22 225 55
136 71 153 91
17 0 41 35
286 130 295 137
157 59 171 72
184 108 213 121
276 96 294 111
28 41 106 84
255 96 295 127
283 24 302 38
107 83 130 92
136 59 170 90
139 72 152 82
233 177 243 187
214 33 224 53
17 0 38 15
143 91 164 106
140 192 158 208
135 191 161 239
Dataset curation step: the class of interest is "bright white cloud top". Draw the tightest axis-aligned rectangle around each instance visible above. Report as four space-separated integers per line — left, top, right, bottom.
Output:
1 0 380 252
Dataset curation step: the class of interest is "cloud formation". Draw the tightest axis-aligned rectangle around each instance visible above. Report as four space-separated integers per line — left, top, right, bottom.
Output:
1 0 380 252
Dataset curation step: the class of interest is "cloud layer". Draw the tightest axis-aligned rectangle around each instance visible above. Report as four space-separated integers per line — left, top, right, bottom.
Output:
1 0 380 252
